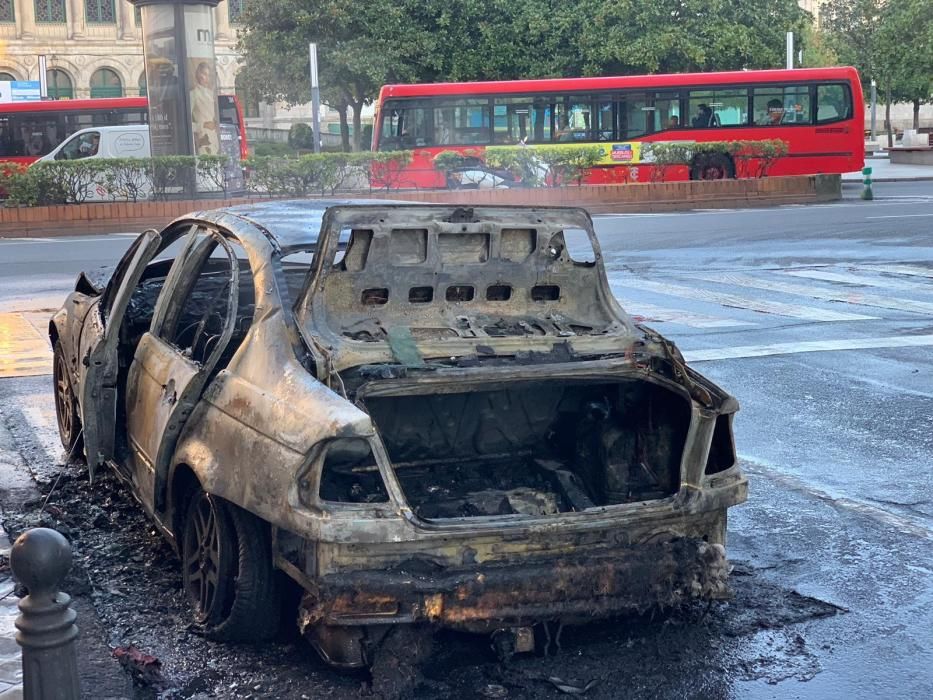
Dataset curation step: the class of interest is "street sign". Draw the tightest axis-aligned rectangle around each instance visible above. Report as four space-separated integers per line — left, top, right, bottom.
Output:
0 81 42 103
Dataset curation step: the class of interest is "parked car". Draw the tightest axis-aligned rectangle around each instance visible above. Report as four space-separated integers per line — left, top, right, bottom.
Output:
50 201 746 667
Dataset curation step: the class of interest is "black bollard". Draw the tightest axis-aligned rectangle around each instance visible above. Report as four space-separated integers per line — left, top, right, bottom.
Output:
10 528 81 700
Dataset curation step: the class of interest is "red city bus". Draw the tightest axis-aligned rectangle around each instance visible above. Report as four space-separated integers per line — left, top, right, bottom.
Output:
0 95 249 165
373 67 864 187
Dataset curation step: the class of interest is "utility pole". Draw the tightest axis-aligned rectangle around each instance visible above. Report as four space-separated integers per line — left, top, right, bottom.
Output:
309 43 321 153
870 79 877 141
786 32 794 70
38 55 47 98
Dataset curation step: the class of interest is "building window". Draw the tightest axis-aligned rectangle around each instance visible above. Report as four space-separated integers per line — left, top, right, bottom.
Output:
228 0 245 24
235 73 260 119
86 0 115 24
35 0 66 23
90 68 123 98
0 0 14 23
137 71 147 97
134 5 141 26
47 68 73 99
0 71 16 81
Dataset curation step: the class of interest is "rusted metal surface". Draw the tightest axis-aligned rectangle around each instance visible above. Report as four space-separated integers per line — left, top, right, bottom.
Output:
50 200 747 667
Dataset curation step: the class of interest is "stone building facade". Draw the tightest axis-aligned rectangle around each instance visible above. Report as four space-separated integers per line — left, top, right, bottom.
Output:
0 0 318 131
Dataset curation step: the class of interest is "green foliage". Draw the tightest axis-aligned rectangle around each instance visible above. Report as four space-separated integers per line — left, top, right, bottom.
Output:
647 139 789 179
31 161 108 203
195 155 232 195
368 150 415 190
483 145 605 187
875 0 933 107
251 142 299 157
237 0 811 153
288 123 316 151
1 165 70 206
98 158 151 203
243 152 383 195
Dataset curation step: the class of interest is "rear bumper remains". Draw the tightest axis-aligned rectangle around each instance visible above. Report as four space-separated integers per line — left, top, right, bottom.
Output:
299 535 731 635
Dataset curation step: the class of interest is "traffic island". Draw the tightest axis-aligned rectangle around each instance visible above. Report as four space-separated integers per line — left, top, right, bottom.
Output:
0 174 841 238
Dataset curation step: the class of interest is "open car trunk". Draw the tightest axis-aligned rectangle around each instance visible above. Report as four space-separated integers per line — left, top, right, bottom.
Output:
361 378 692 520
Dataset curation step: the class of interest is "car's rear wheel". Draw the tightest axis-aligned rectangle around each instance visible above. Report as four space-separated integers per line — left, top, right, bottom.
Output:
53 341 83 456
181 489 281 641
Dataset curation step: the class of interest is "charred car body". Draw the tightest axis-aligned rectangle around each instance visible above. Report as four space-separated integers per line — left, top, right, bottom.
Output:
50 201 746 666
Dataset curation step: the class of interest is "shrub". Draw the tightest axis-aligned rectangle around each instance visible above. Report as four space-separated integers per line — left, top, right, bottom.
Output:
486 144 605 187
288 123 316 151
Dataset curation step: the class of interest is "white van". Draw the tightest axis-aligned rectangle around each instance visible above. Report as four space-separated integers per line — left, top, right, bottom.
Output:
40 125 151 162
37 124 244 200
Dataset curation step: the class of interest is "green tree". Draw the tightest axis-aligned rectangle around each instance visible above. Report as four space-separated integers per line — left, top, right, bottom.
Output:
237 0 812 152
876 0 933 131
819 0 883 86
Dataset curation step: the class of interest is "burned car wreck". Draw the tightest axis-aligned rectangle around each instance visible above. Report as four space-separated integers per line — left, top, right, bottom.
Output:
50 201 746 667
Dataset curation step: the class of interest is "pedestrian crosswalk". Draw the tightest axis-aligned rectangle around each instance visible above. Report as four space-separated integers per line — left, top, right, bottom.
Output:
609 261 933 333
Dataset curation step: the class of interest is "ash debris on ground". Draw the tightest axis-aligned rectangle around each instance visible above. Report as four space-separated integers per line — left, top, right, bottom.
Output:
0 456 844 699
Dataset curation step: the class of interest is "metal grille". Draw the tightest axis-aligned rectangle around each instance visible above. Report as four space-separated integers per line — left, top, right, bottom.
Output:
229 0 244 23
0 0 14 23
86 0 115 23
35 0 66 23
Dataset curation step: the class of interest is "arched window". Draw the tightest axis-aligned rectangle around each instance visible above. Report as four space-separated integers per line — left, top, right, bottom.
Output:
86 0 115 24
235 73 260 120
137 71 147 98
47 68 73 99
90 68 123 98
0 72 17 82
35 0 66 23
0 1 15 23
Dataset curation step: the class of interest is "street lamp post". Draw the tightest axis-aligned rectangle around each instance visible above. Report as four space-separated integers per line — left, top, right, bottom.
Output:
870 79 877 141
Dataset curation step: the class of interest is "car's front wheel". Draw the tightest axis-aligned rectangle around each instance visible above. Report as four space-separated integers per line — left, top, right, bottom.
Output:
53 340 83 457
181 489 281 641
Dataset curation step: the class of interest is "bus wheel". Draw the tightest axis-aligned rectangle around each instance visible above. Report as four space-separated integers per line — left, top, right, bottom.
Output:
691 153 734 180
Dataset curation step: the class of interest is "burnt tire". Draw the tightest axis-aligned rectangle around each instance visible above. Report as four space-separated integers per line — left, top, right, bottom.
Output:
52 340 83 457
181 489 281 642
690 152 735 180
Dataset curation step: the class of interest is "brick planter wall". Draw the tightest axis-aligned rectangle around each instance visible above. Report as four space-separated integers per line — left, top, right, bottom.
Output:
0 174 840 238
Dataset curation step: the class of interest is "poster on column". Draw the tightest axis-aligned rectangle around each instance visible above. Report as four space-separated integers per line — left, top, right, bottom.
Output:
184 5 220 156
141 4 188 156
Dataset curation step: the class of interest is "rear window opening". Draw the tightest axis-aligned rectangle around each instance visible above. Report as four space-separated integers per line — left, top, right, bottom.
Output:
364 379 689 520
362 288 389 305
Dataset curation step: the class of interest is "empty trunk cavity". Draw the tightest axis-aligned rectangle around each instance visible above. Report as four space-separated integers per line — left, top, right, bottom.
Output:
364 379 690 520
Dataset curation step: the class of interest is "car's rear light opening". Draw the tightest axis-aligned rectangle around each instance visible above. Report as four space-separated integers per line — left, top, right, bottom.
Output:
364 379 689 520
705 414 736 475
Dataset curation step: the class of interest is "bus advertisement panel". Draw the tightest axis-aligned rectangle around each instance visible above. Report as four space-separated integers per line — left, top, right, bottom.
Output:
372 67 864 188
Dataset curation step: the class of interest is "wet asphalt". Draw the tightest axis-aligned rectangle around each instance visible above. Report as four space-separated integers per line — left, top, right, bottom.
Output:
0 181 931 698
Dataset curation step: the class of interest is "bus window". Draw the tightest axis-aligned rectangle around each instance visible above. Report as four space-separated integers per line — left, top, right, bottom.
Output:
493 97 551 144
621 94 650 139
552 97 591 142
817 84 851 124
653 92 682 131
7 115 62 157
689 89 748 127
594 96 615 140
378 103 432 149
754 86 810 125
433 99 490 145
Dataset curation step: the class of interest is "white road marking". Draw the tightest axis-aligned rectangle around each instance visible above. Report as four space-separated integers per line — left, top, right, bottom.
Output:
684 334 933 362
784 269 922 291
861 264 933 279
613 298 755 328
614 278 877 322
866 213 933 220
699 272 933 316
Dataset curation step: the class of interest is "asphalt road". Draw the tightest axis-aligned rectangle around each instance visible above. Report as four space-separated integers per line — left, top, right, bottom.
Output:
0 180 931 698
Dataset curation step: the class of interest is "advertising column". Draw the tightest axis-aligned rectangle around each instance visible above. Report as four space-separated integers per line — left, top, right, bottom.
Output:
131 0 221 195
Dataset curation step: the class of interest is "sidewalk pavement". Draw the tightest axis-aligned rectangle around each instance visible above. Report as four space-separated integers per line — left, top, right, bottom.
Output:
0 519 22 700
843 155 933 182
